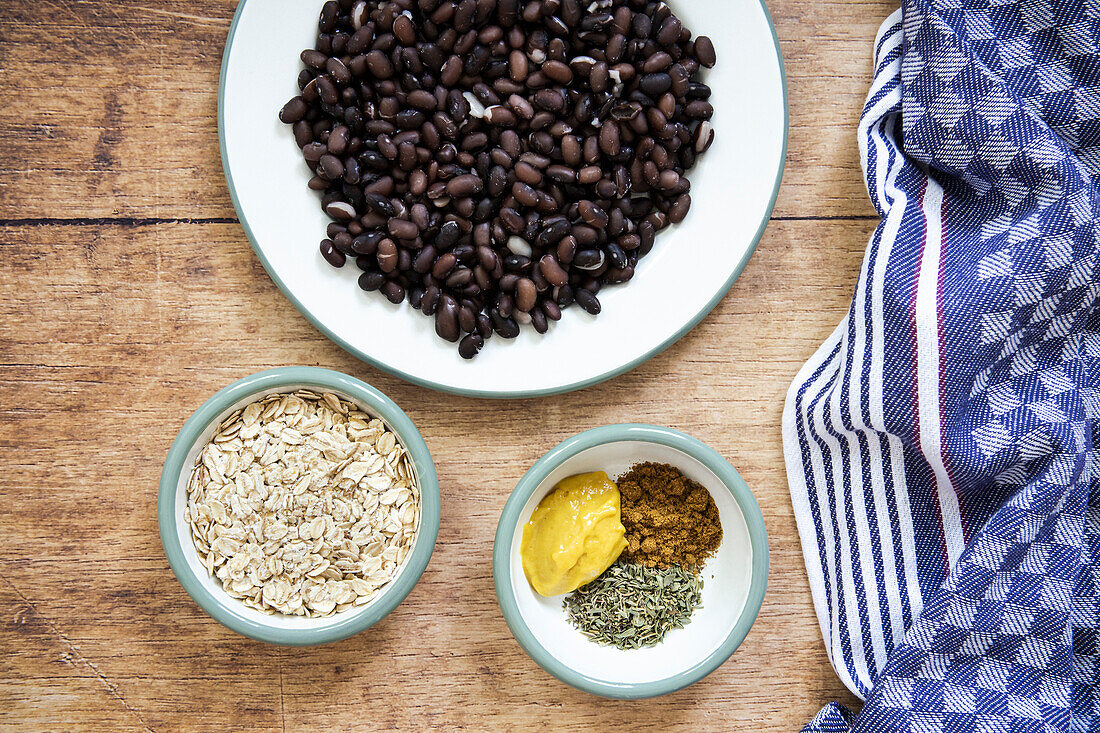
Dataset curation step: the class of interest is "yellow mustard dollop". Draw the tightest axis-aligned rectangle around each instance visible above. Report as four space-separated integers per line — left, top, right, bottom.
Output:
520 471 628 597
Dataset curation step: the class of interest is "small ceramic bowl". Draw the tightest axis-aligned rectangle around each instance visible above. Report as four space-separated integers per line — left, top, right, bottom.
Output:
158 367 440 645
493 424 768 699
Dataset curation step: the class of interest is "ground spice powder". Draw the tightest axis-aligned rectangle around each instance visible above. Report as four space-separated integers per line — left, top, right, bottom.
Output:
617 462 722 572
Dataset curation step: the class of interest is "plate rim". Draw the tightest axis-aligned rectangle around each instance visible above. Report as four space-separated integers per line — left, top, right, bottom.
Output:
217 0 789 399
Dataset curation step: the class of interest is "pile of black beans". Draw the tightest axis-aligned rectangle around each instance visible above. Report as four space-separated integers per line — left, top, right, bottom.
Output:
280 0 716 359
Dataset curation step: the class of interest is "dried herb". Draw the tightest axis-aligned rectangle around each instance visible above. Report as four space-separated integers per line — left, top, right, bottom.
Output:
563 562 702 650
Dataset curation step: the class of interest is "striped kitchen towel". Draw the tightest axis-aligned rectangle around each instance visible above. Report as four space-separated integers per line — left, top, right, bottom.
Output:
782 0 1100 730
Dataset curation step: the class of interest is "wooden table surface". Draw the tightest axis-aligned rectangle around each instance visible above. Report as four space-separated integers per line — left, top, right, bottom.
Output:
1 0 891 729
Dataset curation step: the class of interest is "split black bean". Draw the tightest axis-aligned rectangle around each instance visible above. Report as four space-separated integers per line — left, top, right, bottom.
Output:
458 333 484 359
283 0 716 358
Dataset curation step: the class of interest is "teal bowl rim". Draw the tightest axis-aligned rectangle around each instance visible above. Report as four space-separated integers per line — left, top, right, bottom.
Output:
217 0 788 399
157 366 441 646
492 424 769 699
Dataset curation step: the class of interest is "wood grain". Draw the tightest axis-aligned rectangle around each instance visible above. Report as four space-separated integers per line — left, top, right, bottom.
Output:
0 0 891 728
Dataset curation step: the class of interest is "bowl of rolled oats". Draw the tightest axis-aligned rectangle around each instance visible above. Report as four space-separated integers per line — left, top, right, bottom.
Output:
158 367 439 645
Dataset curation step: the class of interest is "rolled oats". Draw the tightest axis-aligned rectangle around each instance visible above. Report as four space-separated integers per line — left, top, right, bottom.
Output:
184 390 420 618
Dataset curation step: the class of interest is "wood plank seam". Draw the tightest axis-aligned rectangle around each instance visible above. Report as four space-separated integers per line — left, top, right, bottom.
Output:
0 217 238 227
0 570 157 733
0 215 879 228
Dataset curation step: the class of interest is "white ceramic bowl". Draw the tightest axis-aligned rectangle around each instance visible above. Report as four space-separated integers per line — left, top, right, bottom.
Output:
493 425 768 698
158 367 440 645
218 0 787 397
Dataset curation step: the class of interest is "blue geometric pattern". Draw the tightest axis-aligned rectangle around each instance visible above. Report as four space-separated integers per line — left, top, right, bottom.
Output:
783 1 1100 730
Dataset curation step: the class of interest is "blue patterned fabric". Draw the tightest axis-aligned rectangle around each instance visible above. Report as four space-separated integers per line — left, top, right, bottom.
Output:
781 1 1100 730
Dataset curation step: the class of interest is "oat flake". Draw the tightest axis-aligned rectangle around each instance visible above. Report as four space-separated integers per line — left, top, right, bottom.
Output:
184 390 420 618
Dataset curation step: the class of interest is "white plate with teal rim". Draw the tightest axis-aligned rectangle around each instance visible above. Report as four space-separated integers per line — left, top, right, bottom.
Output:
493 425 768 698
219 0 787 397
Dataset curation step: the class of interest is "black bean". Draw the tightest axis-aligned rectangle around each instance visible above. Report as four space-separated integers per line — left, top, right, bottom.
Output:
292 120 313 147
318 154 343 179
669 193 692 223
429 252 456 279
365 50 394 79
686 100 714 120
461 132 489 151
446 267 474 288
435 299 461 342
500 207 524 232
695 36 717 68
605 266 634 284
578 200 608 228
512 181 539 207
490 310 521 338
555 284 574 307
607 34 627 64
315 75 338 105
364 192 396 216
352 233 381 255
332 231 353 253
388 218 419 240
394 13 416 44
327 125 350 155
556 235 577 264
376 238 399 271
447 173 484 197
525 307 544 333
381 280 406 304
319 239 346 267
573 249 604 270
514 161 543 185
578 165 602 185
422 285 441 315
515 277 537 311
535 219 570 248
348 27 373 54
546 165 576 183
395 109 426 129
504 253 531 272
543 60 573 84
657 16 682 46
434 220 461 249
640 72 672 96
317 0 338 31
413 245 438 273
326 57 351 84
606 242 627 268
407 89 437 111
279 96 308 123
658 169 680 191
301 49 328 70
539 254 568 287
589 61 610 93
599 120 621 156
644 52 673 73
358 271 385 291
574 288 601 315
